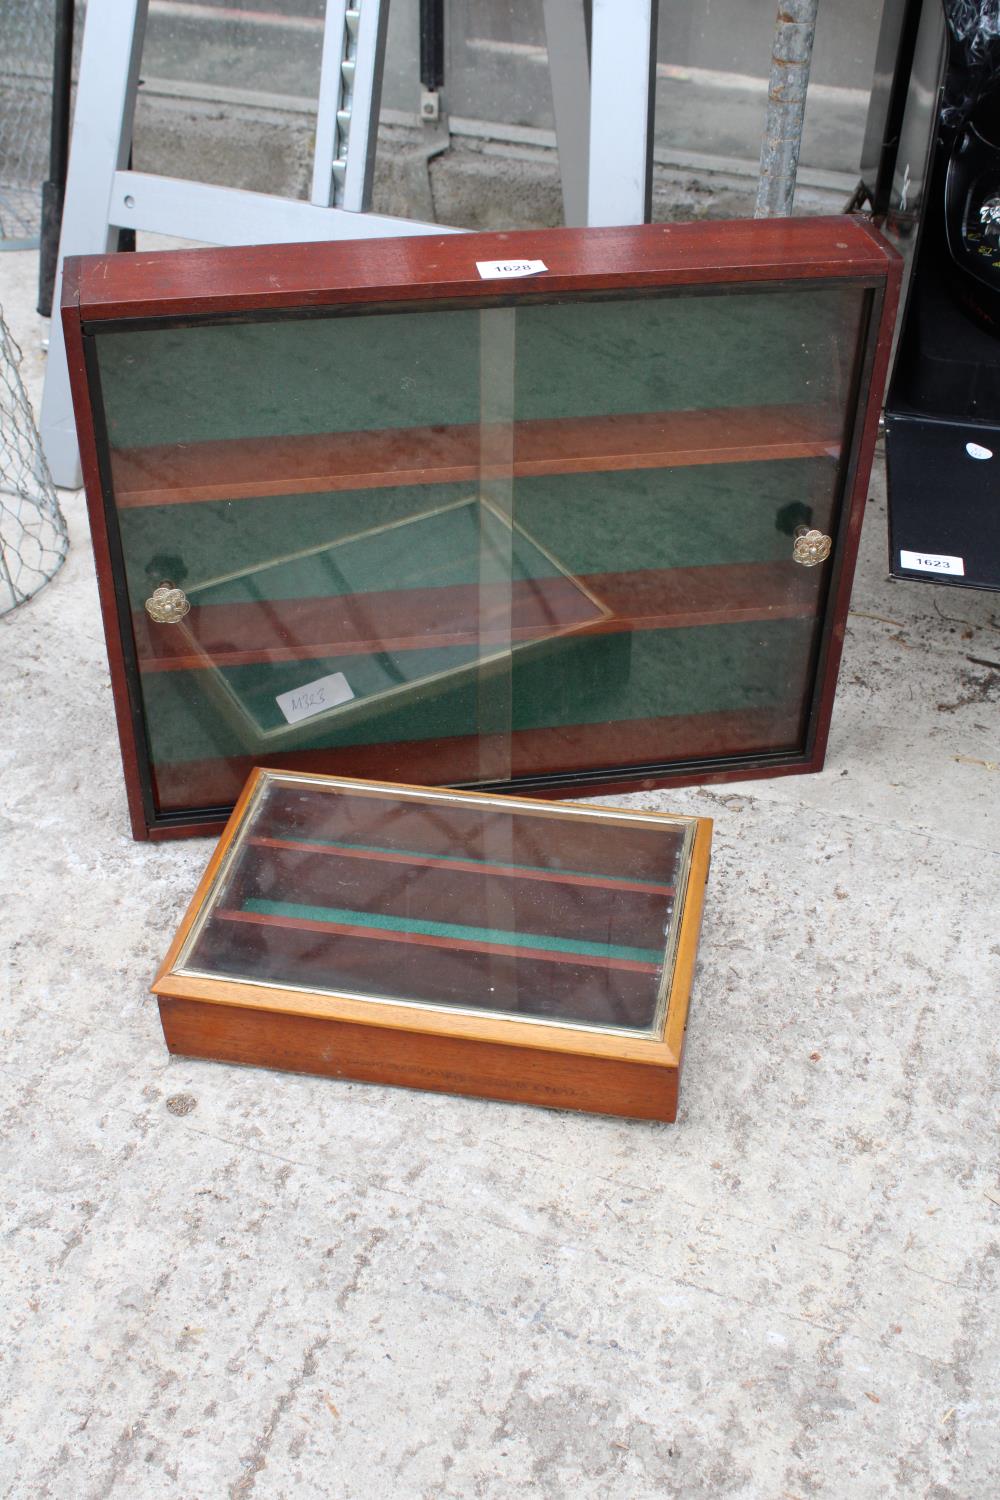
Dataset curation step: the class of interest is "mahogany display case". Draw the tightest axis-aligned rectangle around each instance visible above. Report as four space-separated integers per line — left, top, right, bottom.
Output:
152 769 713 1121
62 217 900 840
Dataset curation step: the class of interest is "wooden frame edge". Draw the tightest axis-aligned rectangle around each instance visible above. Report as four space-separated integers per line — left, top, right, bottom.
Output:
151 766 268 985
61 267 153 841
662 817 713 1065
157 996 682 1121
806 242 903 770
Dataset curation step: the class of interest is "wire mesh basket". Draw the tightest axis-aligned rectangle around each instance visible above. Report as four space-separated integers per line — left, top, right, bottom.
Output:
0 308 68 614
0 0 55 247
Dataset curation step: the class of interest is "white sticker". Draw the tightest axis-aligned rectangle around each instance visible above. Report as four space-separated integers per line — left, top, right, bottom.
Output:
276 671 355 725
475 258 548 280
899 549 965 577
966 441 993 460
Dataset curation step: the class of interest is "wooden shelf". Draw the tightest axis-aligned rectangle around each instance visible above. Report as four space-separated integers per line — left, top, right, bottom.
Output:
246 834 675 897
112 403 842 509
214 906 662 976
135 560 822 672
237 837 675 951
151 701 806 817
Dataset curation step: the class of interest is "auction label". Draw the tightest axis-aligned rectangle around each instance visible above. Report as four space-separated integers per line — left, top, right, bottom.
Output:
475 258 547 279
899 549 965 576
276 671 355 725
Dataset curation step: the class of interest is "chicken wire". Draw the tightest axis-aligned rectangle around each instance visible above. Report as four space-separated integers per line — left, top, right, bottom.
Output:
0 0 55 246
0 308 68 613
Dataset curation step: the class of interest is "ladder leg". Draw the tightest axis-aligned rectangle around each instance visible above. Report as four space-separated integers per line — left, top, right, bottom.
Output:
312 0 390 213
587 0 658 226
542 0 591 227
39 0 148 487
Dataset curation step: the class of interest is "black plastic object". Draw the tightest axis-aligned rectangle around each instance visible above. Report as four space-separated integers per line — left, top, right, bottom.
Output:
884 0 1000 591
419 0 444 92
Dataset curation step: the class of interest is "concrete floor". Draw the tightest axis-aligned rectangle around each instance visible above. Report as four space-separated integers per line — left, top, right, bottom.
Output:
2 230 999 1500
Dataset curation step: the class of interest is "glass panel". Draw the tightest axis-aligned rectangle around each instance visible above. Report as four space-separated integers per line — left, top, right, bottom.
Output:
129 495 604 756
177 775 696 1036
506 282 867 779
93 278 867 818
101 306 526 811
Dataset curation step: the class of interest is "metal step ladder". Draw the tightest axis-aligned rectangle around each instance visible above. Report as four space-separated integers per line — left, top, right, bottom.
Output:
39 0 664 488
39 0 459 488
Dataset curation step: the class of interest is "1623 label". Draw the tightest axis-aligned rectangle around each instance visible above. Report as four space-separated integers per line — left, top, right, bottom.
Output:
899 549 965 577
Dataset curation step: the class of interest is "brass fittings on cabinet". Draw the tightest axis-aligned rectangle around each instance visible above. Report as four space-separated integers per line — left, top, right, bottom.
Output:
792 527 832 567
145 582 191 623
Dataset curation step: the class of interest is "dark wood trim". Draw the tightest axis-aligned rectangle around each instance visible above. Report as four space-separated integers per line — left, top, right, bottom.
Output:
61 269 152 841
70 216 894 322
142 749 811 843
802 256 903 770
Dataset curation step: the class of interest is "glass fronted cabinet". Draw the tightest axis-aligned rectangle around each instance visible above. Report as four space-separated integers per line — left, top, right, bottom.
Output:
63 217 899 839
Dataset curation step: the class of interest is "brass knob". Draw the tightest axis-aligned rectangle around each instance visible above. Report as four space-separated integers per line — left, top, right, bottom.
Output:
145 582 190 624
792 527 832 567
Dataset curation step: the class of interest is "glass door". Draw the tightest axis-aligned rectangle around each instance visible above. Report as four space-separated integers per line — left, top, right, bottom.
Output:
91 275 869 822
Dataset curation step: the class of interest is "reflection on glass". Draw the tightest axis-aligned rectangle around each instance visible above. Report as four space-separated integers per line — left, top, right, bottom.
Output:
178 774 697 1036
93 282 868 815
133 496 610 752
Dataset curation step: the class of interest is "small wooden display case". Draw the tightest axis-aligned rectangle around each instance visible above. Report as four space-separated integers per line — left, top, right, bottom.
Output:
152 769 713 1121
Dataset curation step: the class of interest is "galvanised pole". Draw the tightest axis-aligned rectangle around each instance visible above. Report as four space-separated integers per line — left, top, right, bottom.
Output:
755 0 820 217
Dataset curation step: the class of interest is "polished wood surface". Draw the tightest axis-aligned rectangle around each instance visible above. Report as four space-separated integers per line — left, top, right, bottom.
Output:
158 996 681 1121
111 404 841 508
71 215 894 322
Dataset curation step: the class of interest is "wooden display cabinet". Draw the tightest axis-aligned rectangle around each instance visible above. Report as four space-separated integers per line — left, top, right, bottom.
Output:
152 769 713 1122
62 217 900 840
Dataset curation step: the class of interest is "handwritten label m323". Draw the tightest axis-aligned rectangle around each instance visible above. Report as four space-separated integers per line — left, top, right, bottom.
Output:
276 671 355 726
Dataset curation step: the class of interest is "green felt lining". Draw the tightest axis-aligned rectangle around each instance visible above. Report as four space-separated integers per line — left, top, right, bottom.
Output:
105 284 857 777
97 285 862 449
242 897 664 965
140 618 811 765
118 458 837 611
